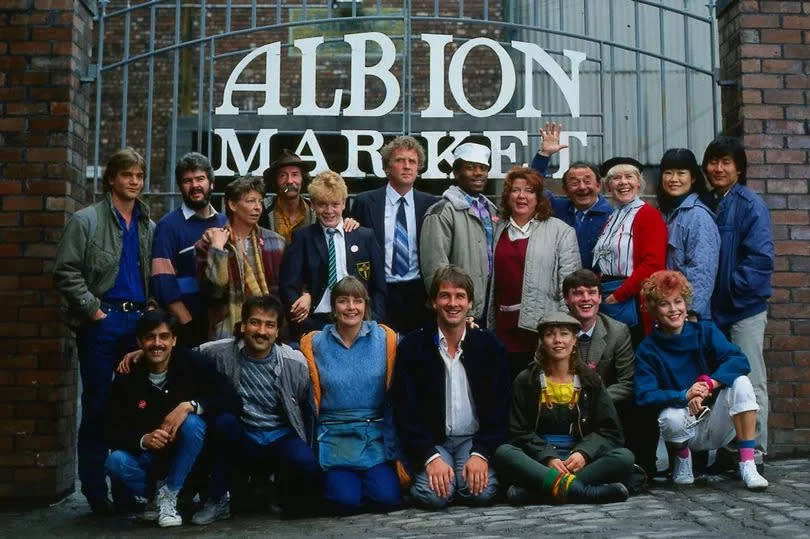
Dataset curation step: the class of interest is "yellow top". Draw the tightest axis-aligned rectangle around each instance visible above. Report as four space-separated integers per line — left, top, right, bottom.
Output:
541 381 575 405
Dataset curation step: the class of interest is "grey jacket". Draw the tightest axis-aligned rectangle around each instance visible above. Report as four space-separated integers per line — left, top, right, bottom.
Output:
486 217 581 332
54 195 155 328
581 313 634 404
198 338 314 443
419 185 498 318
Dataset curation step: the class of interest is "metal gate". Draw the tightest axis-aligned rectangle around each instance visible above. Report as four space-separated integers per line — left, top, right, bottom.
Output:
89 0 721 209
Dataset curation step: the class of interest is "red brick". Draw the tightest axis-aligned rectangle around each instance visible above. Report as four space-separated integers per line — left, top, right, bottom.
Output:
783 15 810 28
18 276 54 289
767 179 808 193
1 196 42 211
50 102 69 116
772 209 810 224
29 88 70 101
785 74 809 88
766 149 808 164
775 240 809 255
22 244 57 258
741 44 783 58
15 403 58 420
794 288 810 302
8 72 49 86
6 102 49 116
26 148 67 162
744 105 785 119
741 59 761 72
0 87 25 102
15 370 67 386
18 339 62 355
9 42 51 55
742 89 763 104
763 89 806 103
761 29 803 43
0 245 21 258
762 59 804 73
788 165 810 178
742 73 784 88
0 26 26 40
745 133 784 147
26 180 68 196
784 44 810 58
765 120 806 134
15 435 59 451
747 164 786 178
30 27 72 41
0 420 36 435
759 1 803 12
786 105 809 119
29 118 68 131
741 14 781 28
22 213 66 227
770 303 810 318
0 118 25 132
0 258 42 273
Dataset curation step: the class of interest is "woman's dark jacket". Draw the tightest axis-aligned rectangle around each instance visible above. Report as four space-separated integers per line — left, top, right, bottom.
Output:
505 362 624 464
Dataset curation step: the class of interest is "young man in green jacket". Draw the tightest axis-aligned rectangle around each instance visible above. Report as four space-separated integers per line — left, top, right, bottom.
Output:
54 148 155 514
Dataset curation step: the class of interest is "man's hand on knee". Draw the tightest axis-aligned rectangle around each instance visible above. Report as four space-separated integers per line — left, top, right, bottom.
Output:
462 455 489 496
160 402 193 441
426 457 454 498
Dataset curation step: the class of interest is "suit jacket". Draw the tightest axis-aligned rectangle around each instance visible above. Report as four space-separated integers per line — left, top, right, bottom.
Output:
392 324 511 470
279 222 386 321
582 312 634 404
350 185 439 271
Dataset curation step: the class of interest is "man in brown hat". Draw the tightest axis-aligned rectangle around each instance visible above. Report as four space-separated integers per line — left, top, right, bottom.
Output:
259 149 317 243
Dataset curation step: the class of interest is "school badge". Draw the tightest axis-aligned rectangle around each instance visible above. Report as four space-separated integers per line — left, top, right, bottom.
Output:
356 261 371 280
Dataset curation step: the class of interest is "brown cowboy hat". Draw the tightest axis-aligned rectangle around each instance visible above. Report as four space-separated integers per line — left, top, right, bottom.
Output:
262 149 315 184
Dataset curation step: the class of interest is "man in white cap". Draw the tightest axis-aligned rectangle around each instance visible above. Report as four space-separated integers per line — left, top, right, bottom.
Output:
419 142 497 321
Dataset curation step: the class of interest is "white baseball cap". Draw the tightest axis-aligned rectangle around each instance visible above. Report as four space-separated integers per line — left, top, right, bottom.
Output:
453 142 491 166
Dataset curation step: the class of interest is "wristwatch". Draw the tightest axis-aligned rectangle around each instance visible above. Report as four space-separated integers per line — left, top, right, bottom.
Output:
189 400 199 414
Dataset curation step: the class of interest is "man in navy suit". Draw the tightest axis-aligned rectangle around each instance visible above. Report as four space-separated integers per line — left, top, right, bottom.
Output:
280 170 386 336
351 136 439 333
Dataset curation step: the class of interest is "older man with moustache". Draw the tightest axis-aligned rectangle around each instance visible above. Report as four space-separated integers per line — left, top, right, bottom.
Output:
259 150 316 243
531 123 613 270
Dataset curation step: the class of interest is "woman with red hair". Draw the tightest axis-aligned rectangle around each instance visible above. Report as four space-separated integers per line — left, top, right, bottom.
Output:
486 166 581 380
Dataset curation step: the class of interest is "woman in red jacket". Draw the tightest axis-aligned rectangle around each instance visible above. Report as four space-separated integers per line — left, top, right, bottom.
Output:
592 158 666 343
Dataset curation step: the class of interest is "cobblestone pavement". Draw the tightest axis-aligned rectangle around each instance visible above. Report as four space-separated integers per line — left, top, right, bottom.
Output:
2 459 810 538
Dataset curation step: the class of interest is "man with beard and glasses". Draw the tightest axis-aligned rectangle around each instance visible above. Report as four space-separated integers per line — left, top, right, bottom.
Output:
104 309 239 527
151 152 227 346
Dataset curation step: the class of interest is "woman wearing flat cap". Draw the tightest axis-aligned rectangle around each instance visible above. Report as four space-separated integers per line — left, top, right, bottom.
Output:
494 311 633 505
592 157 667 342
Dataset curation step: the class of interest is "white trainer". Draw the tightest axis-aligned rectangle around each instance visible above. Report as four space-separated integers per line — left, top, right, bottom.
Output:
739 460 769 490
191 493 231 525
157 484 182 527
672 453 694 485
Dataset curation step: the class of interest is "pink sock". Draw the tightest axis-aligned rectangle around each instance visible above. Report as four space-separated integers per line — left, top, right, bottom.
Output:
678 447 690 459
739 447 755 462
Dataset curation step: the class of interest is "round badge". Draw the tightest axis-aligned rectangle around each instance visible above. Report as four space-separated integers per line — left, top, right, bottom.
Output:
137 400 147 409
350 245 359 253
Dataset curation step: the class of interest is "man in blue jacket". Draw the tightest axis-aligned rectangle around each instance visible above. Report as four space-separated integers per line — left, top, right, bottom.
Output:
701 136 774 454
393 265 510 509
530 123 613 269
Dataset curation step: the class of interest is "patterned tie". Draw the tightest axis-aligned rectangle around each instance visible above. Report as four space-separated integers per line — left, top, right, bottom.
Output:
393 197 409 276
326 228 338 289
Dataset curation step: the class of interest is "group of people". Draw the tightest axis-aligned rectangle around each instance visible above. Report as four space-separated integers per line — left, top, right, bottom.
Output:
53 126 774 527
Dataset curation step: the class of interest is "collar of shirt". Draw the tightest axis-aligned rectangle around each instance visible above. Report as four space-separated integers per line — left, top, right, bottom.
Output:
181 202 218 220
321 219 345 237
385 183 414 207
328 321 372 345
507 217 534 240
113 204 140 229
578 323 595 338
438 327 466 360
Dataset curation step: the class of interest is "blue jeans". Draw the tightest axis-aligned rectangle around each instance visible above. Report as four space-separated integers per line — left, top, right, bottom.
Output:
323 463 402 514
105 414 207 496
76 306 140 501
209 413 321 514
410 435 498 509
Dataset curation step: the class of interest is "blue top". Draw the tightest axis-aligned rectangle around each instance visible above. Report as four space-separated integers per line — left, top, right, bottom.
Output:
702 183 774 328
105 205 146 302
151 205 226 315
634 320 750 408
663 193 720 320
531 153 613 270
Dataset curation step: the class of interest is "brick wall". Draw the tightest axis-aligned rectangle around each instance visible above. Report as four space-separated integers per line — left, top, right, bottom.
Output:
718 0 810 456
0 0 93 504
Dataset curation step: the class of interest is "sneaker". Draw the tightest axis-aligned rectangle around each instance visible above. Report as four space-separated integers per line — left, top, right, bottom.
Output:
191 494 231 525
672 453 694 485
157 484 182 527
739 460 768 490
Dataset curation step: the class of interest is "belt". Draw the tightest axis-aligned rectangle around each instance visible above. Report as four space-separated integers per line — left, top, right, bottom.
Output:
101 299 146 313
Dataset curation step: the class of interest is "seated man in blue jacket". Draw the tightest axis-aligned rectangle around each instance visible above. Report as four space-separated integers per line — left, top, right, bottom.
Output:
634 270 768 491
393 265 510 508
279 170 386 337
104 309 240 527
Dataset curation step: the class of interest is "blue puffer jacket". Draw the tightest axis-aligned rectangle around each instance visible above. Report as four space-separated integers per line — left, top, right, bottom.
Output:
664 193 720 320
531 153 613 270
702 183 774 328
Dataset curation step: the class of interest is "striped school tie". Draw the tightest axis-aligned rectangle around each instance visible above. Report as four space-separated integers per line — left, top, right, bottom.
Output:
326 228 338 289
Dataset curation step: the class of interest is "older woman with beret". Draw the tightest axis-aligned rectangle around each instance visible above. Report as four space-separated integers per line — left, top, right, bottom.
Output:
592 158 667 341
486 166 581 381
